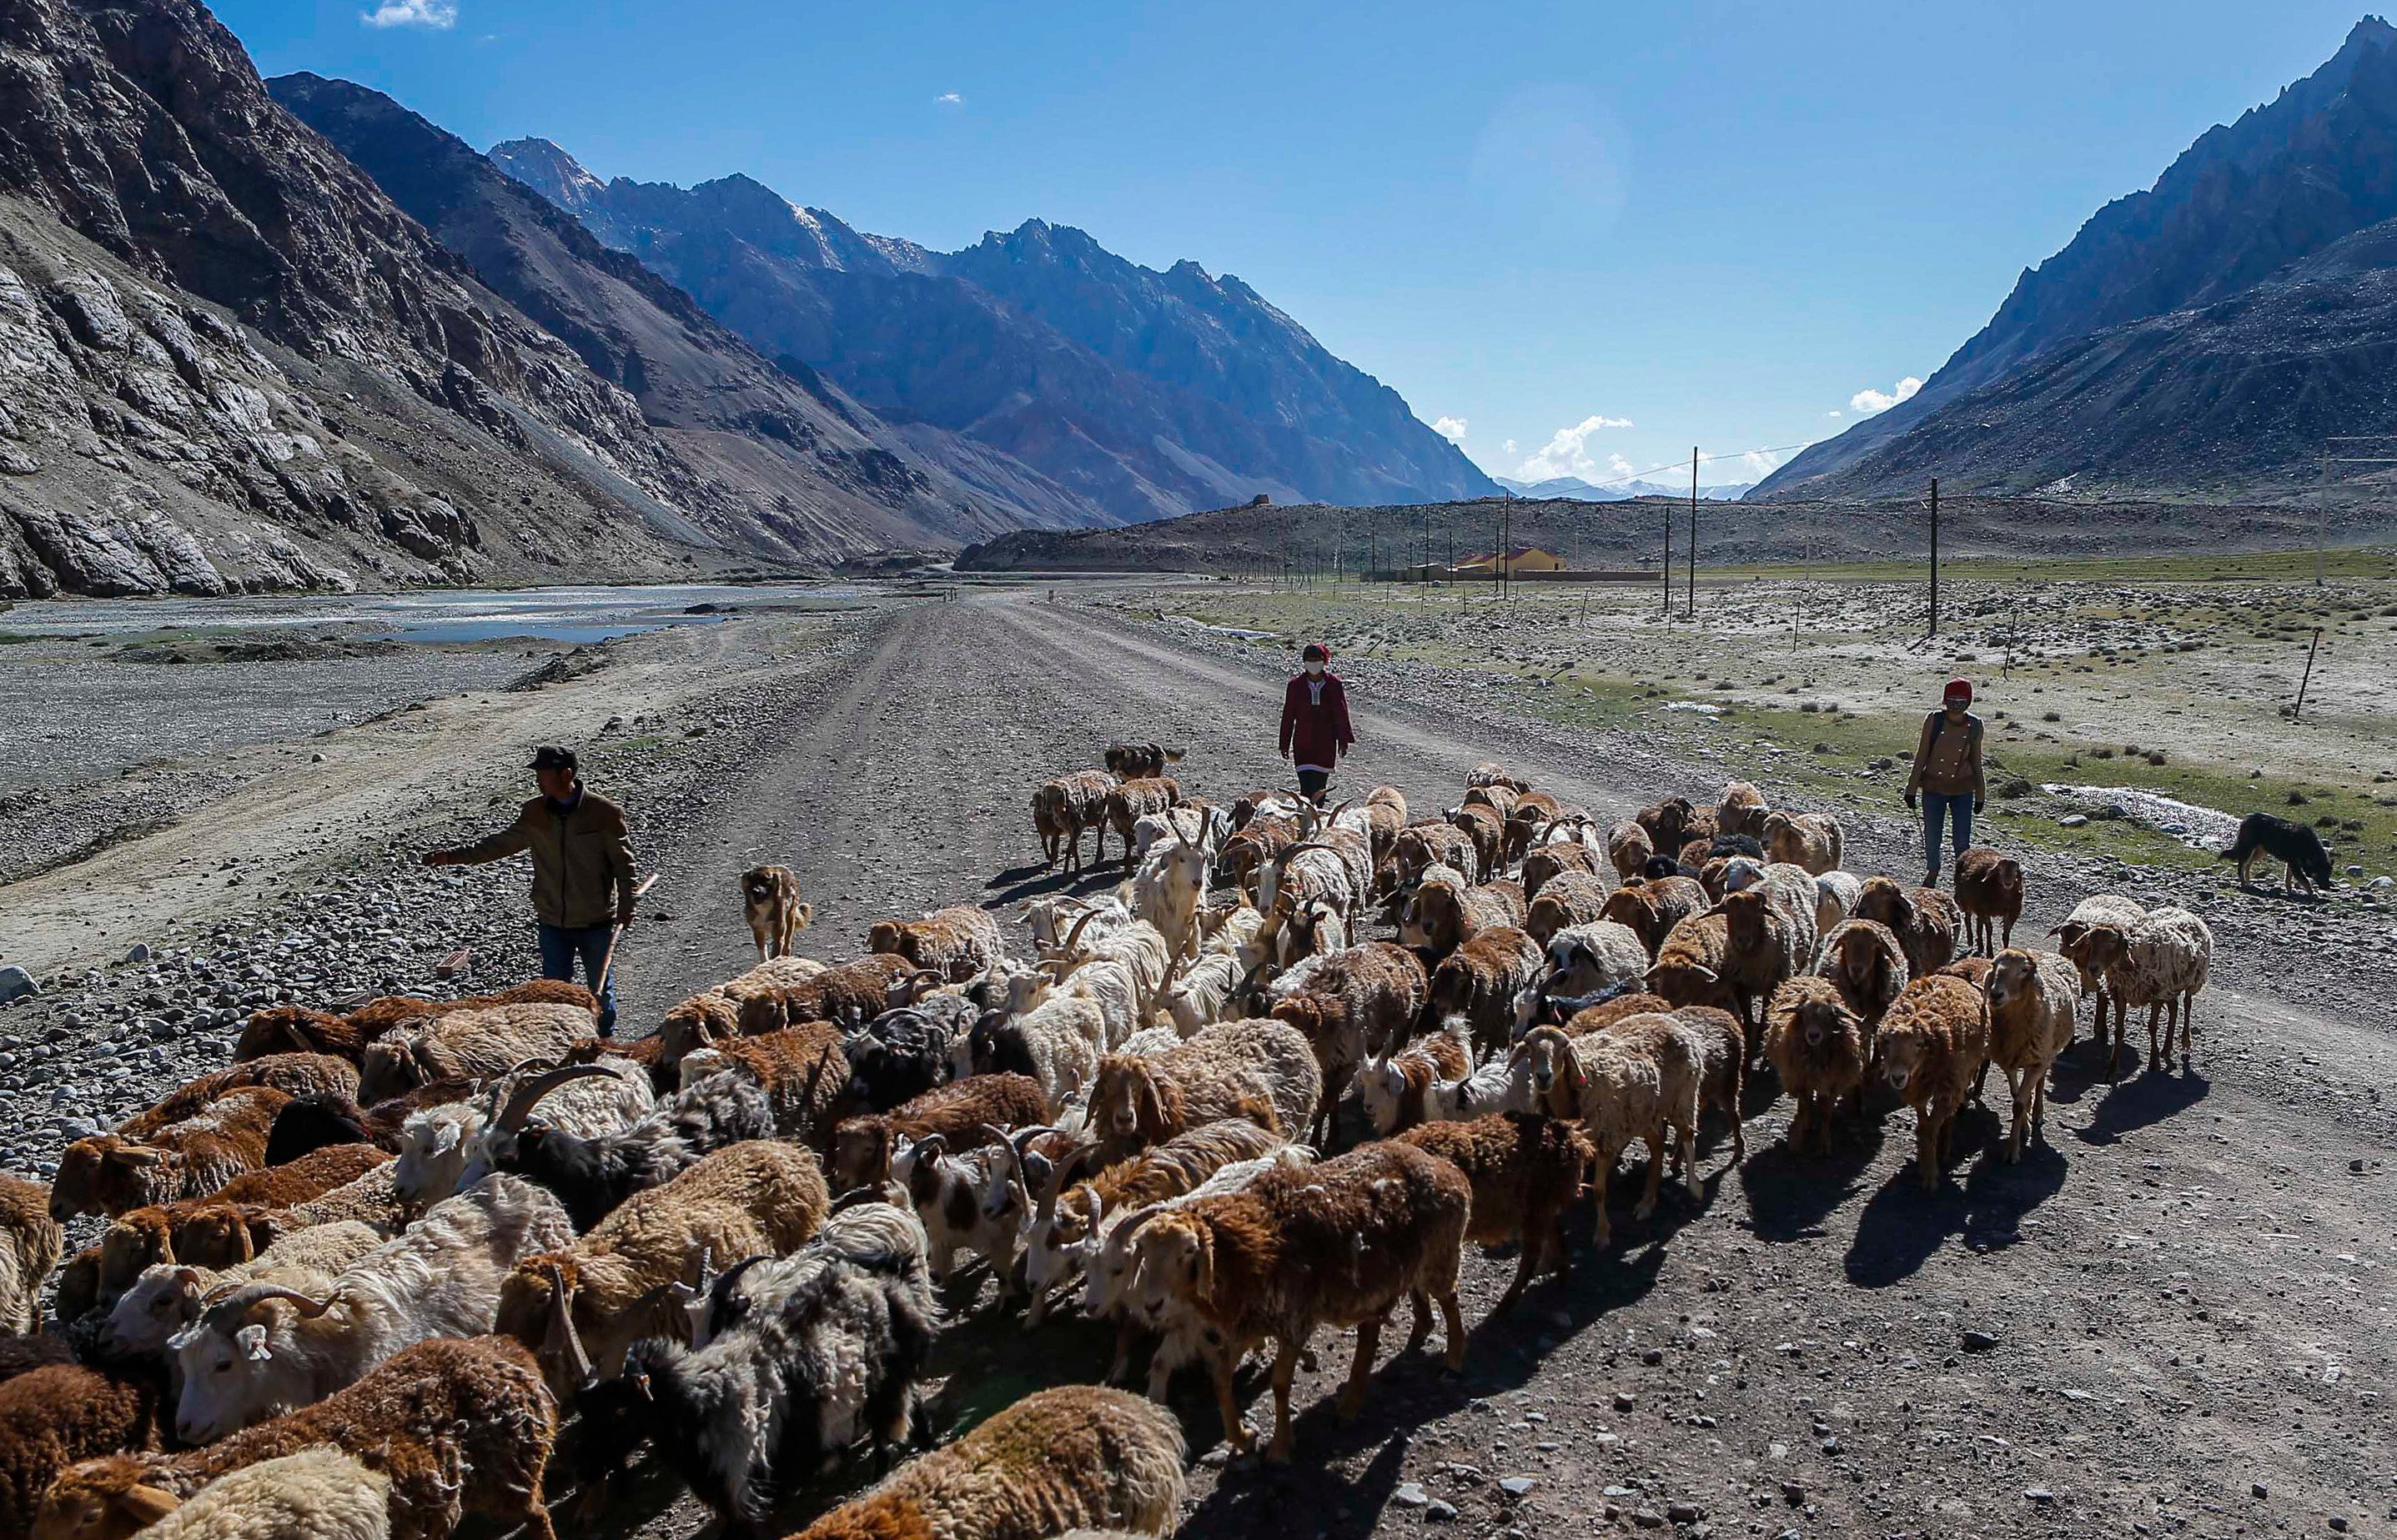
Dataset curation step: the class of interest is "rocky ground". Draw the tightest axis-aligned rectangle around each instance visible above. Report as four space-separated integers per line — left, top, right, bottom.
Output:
1 579 2392 1540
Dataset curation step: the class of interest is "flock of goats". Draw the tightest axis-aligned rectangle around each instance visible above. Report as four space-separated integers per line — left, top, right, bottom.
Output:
0 742 2223 1540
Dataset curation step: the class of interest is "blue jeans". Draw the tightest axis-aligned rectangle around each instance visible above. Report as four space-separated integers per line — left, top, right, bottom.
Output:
1922 792 1972 880
539 921 617 1036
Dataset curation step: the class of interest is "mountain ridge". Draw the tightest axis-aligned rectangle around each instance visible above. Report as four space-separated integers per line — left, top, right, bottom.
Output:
489 138 1498 524
1758 15 2397 500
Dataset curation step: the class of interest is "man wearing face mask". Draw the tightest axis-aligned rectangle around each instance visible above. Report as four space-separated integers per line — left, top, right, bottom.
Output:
1278 642 1355 799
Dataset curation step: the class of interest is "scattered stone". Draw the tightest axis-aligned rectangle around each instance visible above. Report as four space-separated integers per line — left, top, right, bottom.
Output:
2026 1487 2053 1503
1499 1477 1537 1498
1394 1484 1429 1508
1960 1327 2001 1352
0 967 35 1006
122 943 151 964
2253 1484 2269 1500
1424 1499 1458 1522
1666 1503 1702 1522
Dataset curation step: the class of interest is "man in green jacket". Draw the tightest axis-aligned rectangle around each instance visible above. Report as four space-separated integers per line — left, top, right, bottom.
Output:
422 745 640 1035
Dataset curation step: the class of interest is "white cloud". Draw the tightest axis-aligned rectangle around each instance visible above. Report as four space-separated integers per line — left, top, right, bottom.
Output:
1850 375 1922 416
1501 439 1517 454
1430 415 1469 444
935 92 964 106
361 0 455 27
1515 414 1635 481
1824 409 1843 419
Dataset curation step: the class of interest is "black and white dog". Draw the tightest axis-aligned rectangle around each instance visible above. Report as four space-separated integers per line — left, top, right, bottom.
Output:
2224 811 2334 896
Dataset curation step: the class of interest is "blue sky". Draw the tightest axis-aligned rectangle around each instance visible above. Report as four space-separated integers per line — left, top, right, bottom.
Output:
219 0 2377 487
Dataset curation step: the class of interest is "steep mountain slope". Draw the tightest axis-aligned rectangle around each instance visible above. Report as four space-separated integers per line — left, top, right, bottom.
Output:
1759 15 2397 499
267 74 1086 553
1772 216 2397 499
489 140 1496 524
0 0 1025 596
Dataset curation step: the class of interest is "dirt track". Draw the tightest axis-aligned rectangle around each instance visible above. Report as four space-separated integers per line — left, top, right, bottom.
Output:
595 589 2395 1540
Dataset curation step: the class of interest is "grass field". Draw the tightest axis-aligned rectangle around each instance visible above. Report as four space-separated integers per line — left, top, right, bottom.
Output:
1108 555 2397 880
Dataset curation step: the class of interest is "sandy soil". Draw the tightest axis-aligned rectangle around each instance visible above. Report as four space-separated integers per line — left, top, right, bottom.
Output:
1 583 2392 1540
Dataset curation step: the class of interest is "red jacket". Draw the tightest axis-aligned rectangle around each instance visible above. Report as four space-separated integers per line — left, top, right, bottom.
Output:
1279 672 1354 769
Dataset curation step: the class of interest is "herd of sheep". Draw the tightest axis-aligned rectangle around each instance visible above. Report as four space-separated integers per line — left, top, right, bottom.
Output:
0 746 2223 1540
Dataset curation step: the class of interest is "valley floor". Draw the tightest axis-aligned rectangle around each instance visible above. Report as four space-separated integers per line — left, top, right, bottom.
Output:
0 581 2391 1539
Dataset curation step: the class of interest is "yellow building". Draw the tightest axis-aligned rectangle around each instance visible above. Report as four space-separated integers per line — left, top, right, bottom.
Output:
1455 546 1567 575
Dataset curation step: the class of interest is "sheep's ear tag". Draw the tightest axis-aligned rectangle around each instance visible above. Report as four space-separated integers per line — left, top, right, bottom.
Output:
236 1323 273 1361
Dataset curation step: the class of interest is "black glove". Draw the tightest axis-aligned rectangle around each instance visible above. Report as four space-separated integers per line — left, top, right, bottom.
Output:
1904 789 1918 811
1973 797 1986 815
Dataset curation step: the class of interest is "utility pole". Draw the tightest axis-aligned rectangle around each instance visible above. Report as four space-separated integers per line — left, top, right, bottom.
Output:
1491 502 1503 600
1661 499 1672 618
1686 446 1699 619
1927 477 1940 636
2318 445 2329 588
1501 496 1513 600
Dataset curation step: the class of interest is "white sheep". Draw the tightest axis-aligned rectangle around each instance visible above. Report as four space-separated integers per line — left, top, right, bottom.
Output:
131 1448 392 1540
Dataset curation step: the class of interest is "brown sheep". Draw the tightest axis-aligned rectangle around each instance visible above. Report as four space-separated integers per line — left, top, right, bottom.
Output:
1560 992 1675 1036
2 1363 163 1540
1759 810 1843 875
1525 870 1611 946
1389 821 1478 890
115 1056 359 1141
1396 1113 1594 1311
356 1004 593 1103
1813 918 1911 1031
1716 886 1807 1046
1036 770 1121 875
233 981 596 1063
1265 942 1431 1145
1101 776 1183 866
1127 1141 1468 1462
1852 876 1960 977
867 905 1007 982
1666 1006 1747 1167
1502 793 1570 866
1762 977 1870 1154
32 1337 557 1540
1520 836 1604 901
1605 820 1654 882
674 1021 853 1147
1876 975 1990 1191
734 952 915 1036
1445 803 1505 880
1398 870 1525 957
1643 911 1741 1018
1716 780 1770 838
1982 949 2081 1160
1086 1021 1319 1162
0 1173 63 1333
51 1087 293 1221
830 1074 1048 1191
1425 926 1544 1055
1357 1031 1475 1136
1952 848 2025 956
780 1385 1185 1540
1598 875 1708 961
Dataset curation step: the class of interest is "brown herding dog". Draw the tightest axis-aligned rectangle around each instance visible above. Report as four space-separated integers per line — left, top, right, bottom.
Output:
739 865 812 961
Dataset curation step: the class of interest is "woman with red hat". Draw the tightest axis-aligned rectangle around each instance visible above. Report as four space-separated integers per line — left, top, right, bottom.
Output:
1906 677 1986 887
1279 641 1354 799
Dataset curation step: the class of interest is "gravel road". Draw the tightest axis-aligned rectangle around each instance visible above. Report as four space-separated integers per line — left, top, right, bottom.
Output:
3 584 2391 1539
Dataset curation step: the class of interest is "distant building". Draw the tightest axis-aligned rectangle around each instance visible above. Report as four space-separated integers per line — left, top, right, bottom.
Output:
1455 545 1566 574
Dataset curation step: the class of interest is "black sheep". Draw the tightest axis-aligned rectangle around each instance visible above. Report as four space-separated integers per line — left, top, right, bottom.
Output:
494 1066 773 1230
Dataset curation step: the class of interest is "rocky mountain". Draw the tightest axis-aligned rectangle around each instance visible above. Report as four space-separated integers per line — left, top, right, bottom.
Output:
267 74 1092 554
489 140 1498 524
1757 15 2397 501
0 0 1031 597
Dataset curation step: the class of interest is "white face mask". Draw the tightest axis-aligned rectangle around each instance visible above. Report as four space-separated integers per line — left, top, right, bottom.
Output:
1305 661 1324 676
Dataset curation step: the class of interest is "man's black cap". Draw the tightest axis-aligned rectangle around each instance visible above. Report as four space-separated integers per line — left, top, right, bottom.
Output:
529 745 578 771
